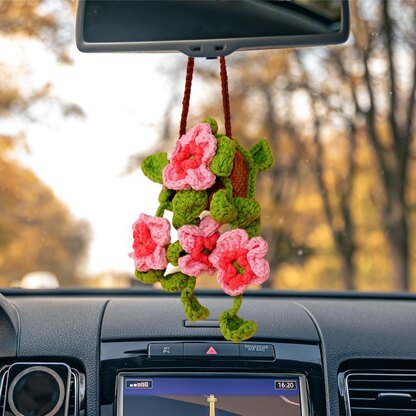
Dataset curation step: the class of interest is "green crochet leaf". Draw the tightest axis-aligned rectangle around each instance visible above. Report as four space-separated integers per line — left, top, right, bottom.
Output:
203 117 218 135
233 197 261 228
158 187 173 211
135 269 164 284
172 190 207 228
141 152 169 184
160 272 190 292
219 295 257 343
166 241 183 266
244 217 261 238
250 139 274 172
220 311 257 342
210 189 237 224
210 136 236 177
173 213 199 229
181 278 210 321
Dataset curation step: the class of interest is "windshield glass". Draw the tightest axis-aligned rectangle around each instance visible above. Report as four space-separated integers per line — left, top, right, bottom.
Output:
0 0 414 292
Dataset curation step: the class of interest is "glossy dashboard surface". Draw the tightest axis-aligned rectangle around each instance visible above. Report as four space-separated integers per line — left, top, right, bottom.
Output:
2 290 416 415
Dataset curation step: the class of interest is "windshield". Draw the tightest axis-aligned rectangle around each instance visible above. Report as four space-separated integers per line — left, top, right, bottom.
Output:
0 0 414 292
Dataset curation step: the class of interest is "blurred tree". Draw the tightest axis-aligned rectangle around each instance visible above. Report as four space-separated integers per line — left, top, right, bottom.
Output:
322 0 416 290
0 0 83 120
0 138 91 286
202 0 416 291
194 53 314 288
0 0 90 286
284 52 359 290
0 0 75 62
141 0 416 292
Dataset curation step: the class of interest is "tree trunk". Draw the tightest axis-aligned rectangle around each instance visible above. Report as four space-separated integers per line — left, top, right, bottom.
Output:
383 195 410 291
342 250 355 291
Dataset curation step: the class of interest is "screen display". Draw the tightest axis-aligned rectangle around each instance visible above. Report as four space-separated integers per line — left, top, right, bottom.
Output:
119 374 304 416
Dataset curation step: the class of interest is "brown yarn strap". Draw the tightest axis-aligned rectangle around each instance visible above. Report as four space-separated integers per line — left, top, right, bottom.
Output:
179 56 232 138
179 57 195 137
220 56 232 138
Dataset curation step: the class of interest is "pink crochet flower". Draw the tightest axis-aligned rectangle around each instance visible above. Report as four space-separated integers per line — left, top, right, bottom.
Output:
129 213 170 272
162 123 217 191
209 229 270 296
178 216 220 277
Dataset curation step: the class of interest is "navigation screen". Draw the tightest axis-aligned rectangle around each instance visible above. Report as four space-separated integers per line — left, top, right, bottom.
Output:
119 375 303 416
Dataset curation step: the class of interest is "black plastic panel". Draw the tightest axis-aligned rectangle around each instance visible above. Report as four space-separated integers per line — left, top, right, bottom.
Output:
100 340 325 416
3 292 416 416
101 297 319 342
0 294 19 357
8 297 109 416
298 299 416 416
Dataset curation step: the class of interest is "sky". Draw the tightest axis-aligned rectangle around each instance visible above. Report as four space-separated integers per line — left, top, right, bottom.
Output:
0 35 194 276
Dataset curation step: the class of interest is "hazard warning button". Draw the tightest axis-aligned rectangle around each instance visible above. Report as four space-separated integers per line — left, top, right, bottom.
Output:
206 346 218 355
184 343 239 359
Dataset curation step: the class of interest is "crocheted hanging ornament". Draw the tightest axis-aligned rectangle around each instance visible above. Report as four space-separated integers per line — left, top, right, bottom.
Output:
130 57 274 342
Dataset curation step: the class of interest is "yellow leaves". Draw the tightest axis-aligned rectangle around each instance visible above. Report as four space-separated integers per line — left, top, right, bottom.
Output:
355 248 393 292
258 126 416 292
0 155 90 286
0 82 25 118
193 48 416 292
276 254 344 291
0 0 57 38
305 223 333 249
0 135 14 154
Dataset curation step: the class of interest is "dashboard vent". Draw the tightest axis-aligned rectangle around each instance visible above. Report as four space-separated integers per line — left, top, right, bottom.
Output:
343 372 416 416
69 370 78 415
0 364 84 416
69 368 85 416
0 366 7 415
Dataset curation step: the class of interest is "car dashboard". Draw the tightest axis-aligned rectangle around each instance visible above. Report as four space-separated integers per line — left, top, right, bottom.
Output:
1 290 416 416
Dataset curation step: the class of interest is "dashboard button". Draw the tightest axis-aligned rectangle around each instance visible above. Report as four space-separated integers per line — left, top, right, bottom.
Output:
148 343 184 359
184 343 239 359
239 343 275 360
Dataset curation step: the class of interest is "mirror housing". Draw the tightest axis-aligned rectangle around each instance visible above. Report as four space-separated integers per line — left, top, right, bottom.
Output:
76 0 350 58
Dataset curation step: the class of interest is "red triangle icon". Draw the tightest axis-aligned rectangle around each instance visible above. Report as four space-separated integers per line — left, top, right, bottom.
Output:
206 346 218 355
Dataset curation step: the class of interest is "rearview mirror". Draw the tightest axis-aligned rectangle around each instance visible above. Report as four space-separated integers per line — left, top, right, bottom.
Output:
76 0 350 58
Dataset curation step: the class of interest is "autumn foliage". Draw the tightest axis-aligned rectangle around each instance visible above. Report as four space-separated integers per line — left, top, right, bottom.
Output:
154 0 416 292
1 0 416 291
0 0 89 287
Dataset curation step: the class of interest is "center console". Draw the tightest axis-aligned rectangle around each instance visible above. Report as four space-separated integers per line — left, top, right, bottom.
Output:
100 340 325 415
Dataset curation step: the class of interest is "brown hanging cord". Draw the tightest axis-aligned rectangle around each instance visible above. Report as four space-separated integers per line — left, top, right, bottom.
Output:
179 57 195 137
220 56 232 138
179 56 232 138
